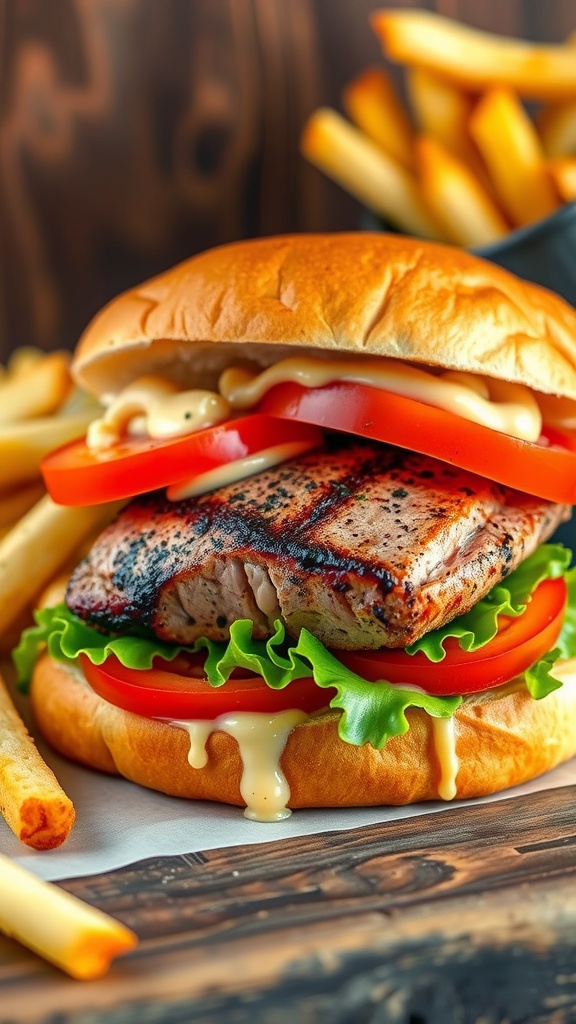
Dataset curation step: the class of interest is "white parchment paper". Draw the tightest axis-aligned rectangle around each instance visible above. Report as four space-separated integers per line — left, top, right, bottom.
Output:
3 727 576 882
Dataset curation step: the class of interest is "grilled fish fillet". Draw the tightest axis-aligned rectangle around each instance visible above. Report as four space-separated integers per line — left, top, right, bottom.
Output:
66 442 569 650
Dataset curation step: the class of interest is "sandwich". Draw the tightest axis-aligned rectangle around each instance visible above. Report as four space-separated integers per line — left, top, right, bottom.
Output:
15 233 576 821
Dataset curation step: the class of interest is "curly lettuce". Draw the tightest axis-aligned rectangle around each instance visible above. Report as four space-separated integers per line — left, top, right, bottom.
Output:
13 544 576 750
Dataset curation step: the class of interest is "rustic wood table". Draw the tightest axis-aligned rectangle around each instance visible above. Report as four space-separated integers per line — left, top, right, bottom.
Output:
2 784 576 1024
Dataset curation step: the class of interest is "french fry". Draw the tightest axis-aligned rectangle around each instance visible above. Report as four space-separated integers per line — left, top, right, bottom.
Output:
0 412 94 490
470 89 559 227
539 102 576 158
537 29 576 157
0 670 74 849
416 135 508 247
371 10 576 101
301 108 442 240
406 67 494 192
7 346 46 378
548 158 576 202
0 481 46 529
342 67 415 170
0 496 123 633
0 351 72 424
0 854 137 978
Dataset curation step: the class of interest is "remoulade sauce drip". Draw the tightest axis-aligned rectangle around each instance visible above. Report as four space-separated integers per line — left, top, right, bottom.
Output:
170 709 307 822
391 680 459 802
430 716 459 801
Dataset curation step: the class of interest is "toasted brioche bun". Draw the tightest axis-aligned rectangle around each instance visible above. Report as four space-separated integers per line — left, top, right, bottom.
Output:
31 654 576 808
73 233 576 401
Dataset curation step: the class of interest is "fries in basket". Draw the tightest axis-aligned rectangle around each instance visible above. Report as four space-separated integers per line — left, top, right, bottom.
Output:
301 10 576 247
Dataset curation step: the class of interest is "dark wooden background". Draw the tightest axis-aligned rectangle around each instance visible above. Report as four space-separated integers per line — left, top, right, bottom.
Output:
0 0 575 359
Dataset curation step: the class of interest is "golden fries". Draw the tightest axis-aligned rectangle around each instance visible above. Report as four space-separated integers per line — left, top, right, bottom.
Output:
372 9 576 100
343 67 415 170
0 348 110 865
416 136 508 247
0 351 72 425
0 496 123 633
302 12 576 248
537 29 576 158
0 670 75 849
0 854 137 978
406 67 495 192
301 108 441 239
0 412 94 490
0 481 46 530
539 102 576 158
7 346 46 378
549 158 576 202
470 89 559 227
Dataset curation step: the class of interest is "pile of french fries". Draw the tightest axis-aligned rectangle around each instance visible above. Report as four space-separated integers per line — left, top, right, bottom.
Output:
0 349 136 976
302 9 576 248
0 348 108 812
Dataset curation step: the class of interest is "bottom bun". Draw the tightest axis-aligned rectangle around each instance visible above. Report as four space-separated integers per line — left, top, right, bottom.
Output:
31 654 576 810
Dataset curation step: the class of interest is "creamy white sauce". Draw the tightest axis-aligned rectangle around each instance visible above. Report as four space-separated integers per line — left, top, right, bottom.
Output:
171 709 307 822
219 357 543 442
167 440 317 500
388 679 459 801
86 356 553 459
82 355 571 499
87 375 231 450
430 716 459 801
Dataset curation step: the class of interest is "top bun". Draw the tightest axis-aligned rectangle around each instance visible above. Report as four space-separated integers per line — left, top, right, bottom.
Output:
73 233 576 400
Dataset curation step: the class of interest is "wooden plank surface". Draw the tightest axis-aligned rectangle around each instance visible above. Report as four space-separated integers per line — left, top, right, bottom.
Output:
2 783 576 1023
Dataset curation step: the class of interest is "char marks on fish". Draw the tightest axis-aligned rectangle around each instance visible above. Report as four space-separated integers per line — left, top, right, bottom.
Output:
66 442 569 649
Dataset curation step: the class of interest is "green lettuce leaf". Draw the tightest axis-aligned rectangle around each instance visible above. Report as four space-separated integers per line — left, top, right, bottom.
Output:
291 629 460 748
14 605 460 749
13 544 574 751
556 566 576 661
406 544 571 662
524 565 576 700
524 648 563 700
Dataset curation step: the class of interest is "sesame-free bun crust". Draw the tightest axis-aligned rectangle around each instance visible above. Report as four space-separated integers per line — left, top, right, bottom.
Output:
31 655 576 808
73 233 576 400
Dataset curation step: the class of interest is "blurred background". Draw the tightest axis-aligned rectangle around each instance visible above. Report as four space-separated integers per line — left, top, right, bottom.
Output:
0 0 575 359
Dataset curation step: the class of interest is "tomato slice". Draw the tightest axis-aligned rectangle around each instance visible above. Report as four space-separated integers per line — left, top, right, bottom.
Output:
79 577 565 713
258 381 576 504
41 415 323 506
335 578 567 696
80 653 336 718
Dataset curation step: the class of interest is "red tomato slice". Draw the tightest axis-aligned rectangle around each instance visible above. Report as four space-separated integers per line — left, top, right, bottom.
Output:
79 577 565 714
80 653 336 719
335 578 567 696
258 381 576 504
41 415 323 506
